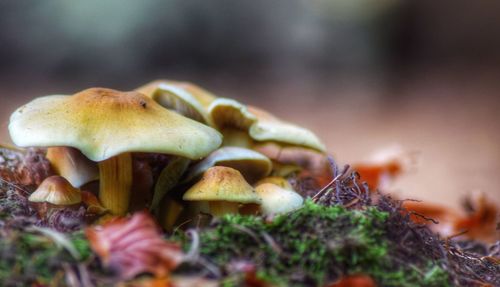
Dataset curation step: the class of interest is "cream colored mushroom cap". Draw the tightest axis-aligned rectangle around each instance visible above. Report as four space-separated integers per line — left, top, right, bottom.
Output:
255 183 303 215
136 80 216 125
29 175 82 205
209 98 257 130
183 147 272 183
248 106 326 152
183 166 261 204
9 88 222 161
208 98 326 152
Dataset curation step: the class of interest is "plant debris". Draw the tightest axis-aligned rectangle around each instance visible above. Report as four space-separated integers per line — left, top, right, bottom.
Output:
0 132 499 286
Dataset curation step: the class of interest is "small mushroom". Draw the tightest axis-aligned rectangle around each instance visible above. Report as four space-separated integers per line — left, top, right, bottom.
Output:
182 166 261 216
254 182 303 215
183 147 272 184
9 88 222 215
46 147 99 188
29 175 82 205
136 80 216 125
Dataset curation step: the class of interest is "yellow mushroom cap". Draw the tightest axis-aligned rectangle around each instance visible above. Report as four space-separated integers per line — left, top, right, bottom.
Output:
183 166 261 204
9 88 222 161
255 176 293 190
29 175 82 205
209 98 257 130
247 106 326 152
208 98 325 152
255 183 303 215
136 80 216 125
183 147 272 184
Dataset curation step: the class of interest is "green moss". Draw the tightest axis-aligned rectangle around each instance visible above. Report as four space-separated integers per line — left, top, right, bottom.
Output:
0 229 90 286
175 200 450 286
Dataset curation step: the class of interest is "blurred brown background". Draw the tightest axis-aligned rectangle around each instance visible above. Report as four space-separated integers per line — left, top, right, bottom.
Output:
0 0 499 208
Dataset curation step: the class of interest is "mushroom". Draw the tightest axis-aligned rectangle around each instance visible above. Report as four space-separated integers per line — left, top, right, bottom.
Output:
182 166 261 216
29 175 82 205
46 147 99 188
9 88 222 215
182 146 272 184
254 182 304 215
208 98 326 152
136 80 216 125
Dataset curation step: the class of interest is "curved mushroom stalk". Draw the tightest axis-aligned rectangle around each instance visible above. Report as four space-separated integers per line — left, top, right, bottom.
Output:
220 128 254 148
209 201 240 216
47 146 99 188
98 153 133 215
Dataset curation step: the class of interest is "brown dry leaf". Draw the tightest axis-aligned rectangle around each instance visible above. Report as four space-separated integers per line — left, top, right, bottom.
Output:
453 193 499 243
327 275 376 287
403 193 499 242
86 211 183 280
81 191 108 214
402 201 458 236
17 148 54 186
353 145 416 191
353 161 401 191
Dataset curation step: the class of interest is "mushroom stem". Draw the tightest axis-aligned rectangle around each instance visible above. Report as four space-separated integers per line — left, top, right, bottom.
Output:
209 201 239 216
99 153 133 215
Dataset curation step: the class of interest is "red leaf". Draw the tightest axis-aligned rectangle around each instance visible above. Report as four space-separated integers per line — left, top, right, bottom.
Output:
86 211 183 280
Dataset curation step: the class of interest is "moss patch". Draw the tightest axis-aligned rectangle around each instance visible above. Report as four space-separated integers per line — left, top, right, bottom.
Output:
0 228 90 286
174 200 450 286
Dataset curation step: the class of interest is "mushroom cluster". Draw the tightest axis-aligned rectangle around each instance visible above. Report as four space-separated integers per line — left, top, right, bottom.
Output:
8 80 331 227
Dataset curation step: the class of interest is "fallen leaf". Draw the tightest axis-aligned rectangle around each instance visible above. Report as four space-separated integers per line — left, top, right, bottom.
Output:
327 275 376 287
454 193 499 243
86 211 183 280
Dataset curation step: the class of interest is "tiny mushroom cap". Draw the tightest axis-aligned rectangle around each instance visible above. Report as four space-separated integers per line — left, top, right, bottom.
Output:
46 147 99 188
9 88 222 215
183 166 261 216
183 147 272 184
136 80 216 125
255 176 293 190
255 183 303 215
208 98 326 152
29 175 82 205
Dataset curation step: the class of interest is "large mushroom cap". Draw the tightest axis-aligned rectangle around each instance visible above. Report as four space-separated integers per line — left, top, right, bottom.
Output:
9 88 222 161
208 98 326 152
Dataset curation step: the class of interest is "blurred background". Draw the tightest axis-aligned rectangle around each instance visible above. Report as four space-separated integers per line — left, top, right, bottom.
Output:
0 0 499 208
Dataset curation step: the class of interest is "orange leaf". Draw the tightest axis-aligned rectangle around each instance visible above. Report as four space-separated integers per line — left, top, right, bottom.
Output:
327 275 376 287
